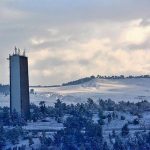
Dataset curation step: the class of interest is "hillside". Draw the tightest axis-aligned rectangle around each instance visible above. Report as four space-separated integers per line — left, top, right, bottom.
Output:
1 78 150 107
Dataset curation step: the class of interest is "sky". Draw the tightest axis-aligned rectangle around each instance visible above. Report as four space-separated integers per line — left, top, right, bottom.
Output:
0 0 150 85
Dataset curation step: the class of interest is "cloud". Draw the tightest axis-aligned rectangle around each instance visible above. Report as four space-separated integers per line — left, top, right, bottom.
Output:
0 0 150 85
27 20 150 85
120 19 150 45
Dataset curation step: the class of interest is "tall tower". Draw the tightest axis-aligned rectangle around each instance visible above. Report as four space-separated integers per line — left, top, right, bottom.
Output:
9 47 30 119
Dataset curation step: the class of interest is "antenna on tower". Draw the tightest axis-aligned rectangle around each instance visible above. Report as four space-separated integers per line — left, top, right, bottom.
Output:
23 49 26 56
18 48 20 55
14 46 17 55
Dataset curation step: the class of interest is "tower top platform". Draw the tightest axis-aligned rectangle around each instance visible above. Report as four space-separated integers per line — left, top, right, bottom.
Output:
10 46 26 57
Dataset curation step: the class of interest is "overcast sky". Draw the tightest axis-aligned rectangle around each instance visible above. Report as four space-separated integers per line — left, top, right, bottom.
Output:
0 0 150 85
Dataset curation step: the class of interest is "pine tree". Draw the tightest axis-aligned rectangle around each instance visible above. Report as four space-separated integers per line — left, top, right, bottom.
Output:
54 99 65 120
0 126 6 149
103 142 110 150
29 137 34 147
98 109 104 125
121 124 129 136
39 101 46 114
7 128 19 145
113 136 125 150
107 113 112 124
2 107 10 125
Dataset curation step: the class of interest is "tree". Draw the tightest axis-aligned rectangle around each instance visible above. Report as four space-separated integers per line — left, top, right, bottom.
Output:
29 137 34 147
54 130 64 147
11 109 26 126
54 99 66 121
2 107 10 125
122 124 129 136
0 126 6 148
54 115 87 149
7 128 20 145
98 109 105 125
39 101 46 114
87 98 96 111
112 129 116 138
85 123 103 150
103 142 110 150
113 136 125 150
107 113 112 124
30 103 41 121
112 112 116 120
146 132 150 145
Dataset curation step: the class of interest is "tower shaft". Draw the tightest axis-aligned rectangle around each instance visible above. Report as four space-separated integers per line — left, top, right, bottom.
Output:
10 54 30 119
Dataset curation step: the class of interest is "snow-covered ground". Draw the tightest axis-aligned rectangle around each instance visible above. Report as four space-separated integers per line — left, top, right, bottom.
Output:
0 78 150 107
4 138 40 150
1 78 150 149
24 118 63 131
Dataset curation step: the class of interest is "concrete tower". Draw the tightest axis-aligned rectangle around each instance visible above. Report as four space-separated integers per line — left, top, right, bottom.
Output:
9 47 30 119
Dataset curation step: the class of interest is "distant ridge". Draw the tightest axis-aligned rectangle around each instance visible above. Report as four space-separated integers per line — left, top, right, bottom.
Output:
62 76 95 86
62 75 150 86
0 75 150 92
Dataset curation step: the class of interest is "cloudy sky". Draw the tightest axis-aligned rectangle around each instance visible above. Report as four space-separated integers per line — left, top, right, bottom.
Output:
0 0 150 85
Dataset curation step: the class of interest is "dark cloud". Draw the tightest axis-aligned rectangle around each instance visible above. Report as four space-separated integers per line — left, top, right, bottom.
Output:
2 0 150 25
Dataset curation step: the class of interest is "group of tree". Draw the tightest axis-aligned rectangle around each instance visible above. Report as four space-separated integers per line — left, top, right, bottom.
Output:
0 98 149 126
39 106 106 150
0 126 26 148
37 100 150 150
97 74 150 79
0 107 26 126
0 98 150 149
0 84 9 95
28 98 150 124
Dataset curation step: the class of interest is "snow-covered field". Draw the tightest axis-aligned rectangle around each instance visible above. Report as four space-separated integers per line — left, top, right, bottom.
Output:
0 78 150 107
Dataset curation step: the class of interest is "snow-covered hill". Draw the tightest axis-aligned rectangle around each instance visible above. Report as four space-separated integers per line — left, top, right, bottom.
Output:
0 78 150 107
